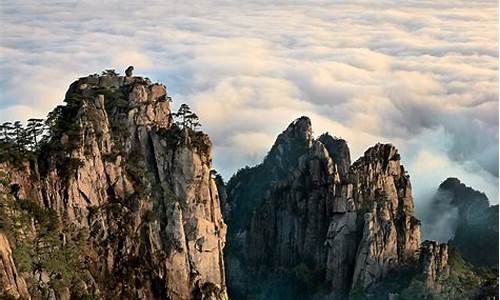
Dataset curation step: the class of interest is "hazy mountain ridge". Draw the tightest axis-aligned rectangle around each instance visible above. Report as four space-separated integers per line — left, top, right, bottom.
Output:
424 177 498 267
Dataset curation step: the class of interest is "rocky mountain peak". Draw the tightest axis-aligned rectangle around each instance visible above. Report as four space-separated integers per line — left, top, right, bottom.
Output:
65 71 171 128
355 143 400 168
267 116 313 157
424 177 499 268
282 116 313 142
318 133 350 180
438 177 489 209
224 117 431 299
0 69 227 299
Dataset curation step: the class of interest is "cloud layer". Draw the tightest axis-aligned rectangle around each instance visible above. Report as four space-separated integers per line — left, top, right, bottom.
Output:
0 0 498 203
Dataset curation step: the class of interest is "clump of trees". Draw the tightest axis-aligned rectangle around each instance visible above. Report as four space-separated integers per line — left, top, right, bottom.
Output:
172 103 201 130
0 119 48 165
102 69 119 76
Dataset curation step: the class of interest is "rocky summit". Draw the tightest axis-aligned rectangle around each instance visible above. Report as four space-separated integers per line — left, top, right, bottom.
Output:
221 117 498 300
0 70 497 300
223 117 449 299
0 71 227 299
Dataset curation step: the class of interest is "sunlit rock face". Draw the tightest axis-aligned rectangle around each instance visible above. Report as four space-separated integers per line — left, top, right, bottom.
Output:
224 117 427 299
0 72 227 299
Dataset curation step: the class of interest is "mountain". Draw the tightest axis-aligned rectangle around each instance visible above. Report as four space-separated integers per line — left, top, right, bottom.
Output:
0 70 497 300
424 178 498 267
222 117 452 299
0 71 227 299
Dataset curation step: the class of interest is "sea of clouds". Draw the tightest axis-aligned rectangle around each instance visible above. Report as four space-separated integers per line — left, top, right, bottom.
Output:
0 0 498 218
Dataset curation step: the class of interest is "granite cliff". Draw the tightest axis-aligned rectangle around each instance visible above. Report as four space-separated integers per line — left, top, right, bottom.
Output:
0 70 496 300
0 70 227 299
223 117 451 299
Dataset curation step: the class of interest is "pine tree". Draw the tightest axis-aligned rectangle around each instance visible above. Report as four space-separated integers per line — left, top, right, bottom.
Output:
12 121 28 153
26 118 45 150
187 113 201 130
0 122 13 143
0 122 15 162
175 104 193 129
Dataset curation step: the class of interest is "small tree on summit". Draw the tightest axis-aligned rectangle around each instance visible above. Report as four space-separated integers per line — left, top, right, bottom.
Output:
173 104 202 130
0 122 13 143
175 104 192 128
188 113 200 130
102 69 118 76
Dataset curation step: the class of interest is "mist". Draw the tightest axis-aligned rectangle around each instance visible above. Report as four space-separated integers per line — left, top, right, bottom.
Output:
417 190 459 242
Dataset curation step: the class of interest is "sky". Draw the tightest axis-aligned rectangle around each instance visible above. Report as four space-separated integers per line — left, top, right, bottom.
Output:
0 0 498 210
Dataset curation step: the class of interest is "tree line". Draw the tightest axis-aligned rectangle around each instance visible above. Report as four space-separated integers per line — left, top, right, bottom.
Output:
0 119 47 153
0 103 202 163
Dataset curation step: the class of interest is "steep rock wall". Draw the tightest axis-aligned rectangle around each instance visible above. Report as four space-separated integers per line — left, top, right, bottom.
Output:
0 73 227 299
224 117 428 299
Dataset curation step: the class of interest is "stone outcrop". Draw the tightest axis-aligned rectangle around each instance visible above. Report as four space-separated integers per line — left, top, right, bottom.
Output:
419 241 449 291
5 70 494 299
0 233 30 299
0 71 227 299
224 117 430 299
125 66 134 77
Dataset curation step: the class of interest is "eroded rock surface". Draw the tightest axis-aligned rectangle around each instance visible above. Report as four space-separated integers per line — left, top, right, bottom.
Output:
0 72 227 299
224 117 435 299
0 233 30 299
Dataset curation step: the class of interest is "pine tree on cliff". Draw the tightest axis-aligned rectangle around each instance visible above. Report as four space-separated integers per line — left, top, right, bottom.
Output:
0 122 13 143
12 121 29 153
175 103 192 129
26 118 45 150
188 113 201 130
174 104 201 130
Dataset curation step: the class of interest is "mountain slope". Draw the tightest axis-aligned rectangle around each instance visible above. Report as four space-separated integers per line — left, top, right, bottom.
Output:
424 177 499 267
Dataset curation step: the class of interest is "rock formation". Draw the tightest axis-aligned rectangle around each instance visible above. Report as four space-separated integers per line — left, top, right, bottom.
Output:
0 233 30 299
223 117 443 299
125 66 134 77
0 71 227 299
423 177 499 267
0 70 496 299
419 241 449 291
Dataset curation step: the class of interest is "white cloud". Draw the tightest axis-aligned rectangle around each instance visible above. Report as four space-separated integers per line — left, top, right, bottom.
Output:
0 0 497 205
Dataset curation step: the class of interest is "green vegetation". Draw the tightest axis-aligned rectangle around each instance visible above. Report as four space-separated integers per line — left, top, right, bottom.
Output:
172 103 201 130
102 69 118 76
436 246 482 298
0 183 88 296
0 120 40 167
396 246 494 300
349 289 365 300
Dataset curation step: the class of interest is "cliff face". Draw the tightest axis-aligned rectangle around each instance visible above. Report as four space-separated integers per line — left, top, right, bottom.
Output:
0 233 30 299
0 72 227 299
2 71 494 299
224 117 435 299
